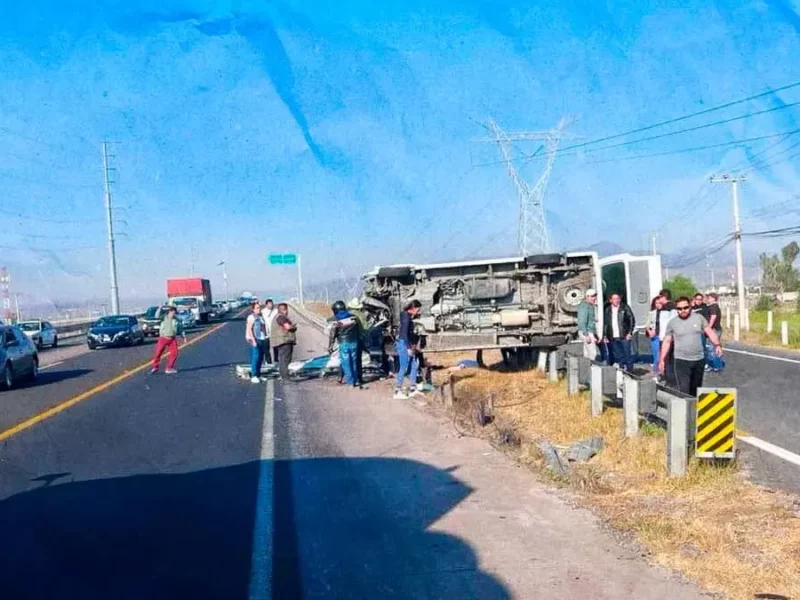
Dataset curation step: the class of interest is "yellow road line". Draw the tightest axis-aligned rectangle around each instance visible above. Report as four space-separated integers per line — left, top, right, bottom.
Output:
0 322 229 443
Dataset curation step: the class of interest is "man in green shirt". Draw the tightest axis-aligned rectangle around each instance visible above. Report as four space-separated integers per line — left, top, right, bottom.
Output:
576 288 599 361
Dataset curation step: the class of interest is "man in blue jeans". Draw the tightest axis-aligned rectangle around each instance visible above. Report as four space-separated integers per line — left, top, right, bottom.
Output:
245 303 267 383
327 300 361 388
394 300 423 400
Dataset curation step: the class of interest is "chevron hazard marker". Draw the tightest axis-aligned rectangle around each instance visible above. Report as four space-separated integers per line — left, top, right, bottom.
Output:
695 387 737 459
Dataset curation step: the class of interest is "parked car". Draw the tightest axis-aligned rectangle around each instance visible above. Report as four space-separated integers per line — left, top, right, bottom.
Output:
17 320 58 350
141 306 168 337
175 309 196 330
1 325 38 389
87 315 145 349
210 302 229 319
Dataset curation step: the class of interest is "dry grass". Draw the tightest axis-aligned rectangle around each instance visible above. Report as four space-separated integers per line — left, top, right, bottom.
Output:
432 359 800 600
305 302 331 319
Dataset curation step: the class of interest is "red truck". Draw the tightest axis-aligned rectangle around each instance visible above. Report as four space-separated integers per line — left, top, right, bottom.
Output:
167 278 213 323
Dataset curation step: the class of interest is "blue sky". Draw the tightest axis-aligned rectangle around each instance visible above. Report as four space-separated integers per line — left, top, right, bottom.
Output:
3 0 800 306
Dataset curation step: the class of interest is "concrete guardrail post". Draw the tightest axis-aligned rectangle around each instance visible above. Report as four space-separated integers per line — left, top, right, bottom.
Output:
667 395 688 477
444 374 455 408
767 310 774 334
590 364 604 417
567 356 579 396
782 320 789 346
548 351 559 382
536 350 548 372
622 374 639 438
734 314 740 341
615 367 624 401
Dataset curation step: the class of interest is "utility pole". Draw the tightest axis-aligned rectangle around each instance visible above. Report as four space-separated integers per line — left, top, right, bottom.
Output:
14 293 21 322
710 174 746 327
218 261 229 301
0 267 11 324
102 142 120 315
297 254 304 306
650 232 658 256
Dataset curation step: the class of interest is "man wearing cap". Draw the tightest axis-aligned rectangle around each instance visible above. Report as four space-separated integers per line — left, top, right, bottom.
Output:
577 288 599 361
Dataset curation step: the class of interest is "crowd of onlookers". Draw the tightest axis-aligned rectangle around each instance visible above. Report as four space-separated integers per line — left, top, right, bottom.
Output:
232 287 728 400
578 289 724 396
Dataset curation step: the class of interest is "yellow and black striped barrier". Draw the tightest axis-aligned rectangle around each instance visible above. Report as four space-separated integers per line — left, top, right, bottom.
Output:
695 388 737 459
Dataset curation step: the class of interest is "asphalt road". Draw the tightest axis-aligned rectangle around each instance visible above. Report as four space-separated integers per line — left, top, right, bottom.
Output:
0 311 705 599
705 342 800 494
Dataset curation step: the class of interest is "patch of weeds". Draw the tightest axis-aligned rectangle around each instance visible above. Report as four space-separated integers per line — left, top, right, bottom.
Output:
640 421 664 437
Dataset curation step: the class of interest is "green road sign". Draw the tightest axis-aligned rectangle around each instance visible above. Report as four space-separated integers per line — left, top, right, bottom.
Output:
268 253 297 265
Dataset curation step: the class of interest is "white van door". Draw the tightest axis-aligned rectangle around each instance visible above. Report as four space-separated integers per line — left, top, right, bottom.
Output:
598 254 663 331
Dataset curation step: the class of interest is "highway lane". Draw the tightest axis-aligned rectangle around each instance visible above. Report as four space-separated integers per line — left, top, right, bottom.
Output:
706 342 800 494
0 315 265 600
0 310 705 599
0 319 234 435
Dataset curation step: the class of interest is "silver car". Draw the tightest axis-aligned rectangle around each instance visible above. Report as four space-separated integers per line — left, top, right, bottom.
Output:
1 325 38 389
18 320 58 350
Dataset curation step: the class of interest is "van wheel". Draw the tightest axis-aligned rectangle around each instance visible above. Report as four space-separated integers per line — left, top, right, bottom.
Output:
52 336 58 348
29 358 38 382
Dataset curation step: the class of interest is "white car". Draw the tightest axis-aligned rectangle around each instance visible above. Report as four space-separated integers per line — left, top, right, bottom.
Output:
17 320 58 350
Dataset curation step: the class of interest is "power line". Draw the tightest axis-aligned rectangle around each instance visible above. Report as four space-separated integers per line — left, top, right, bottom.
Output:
586 129 800 164
0 125 95 152
474 80 800 169
747 142 800 174
743 224 800 238
0 207 102 224
0 171 96 189
0 243 104 252
563 100 800 159
729 130 799 172
558 79 800 153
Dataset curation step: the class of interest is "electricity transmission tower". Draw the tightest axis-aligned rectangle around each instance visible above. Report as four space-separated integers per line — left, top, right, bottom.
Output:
479 119 567 255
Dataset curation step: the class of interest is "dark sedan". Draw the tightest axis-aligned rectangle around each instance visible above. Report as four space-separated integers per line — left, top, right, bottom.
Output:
1 325 38 389
87 315 145 349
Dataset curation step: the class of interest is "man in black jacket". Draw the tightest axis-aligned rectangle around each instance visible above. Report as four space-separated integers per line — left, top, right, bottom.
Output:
603 293 636 372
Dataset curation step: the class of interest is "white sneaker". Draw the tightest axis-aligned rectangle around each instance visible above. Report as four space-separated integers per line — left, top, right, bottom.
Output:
251 376 261 384
410 388 425 397
393 390 409 400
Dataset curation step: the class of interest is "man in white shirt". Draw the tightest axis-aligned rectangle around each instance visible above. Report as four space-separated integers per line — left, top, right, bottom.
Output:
262 298 279 364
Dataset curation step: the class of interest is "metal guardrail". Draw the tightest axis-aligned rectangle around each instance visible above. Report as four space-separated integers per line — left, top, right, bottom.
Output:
553 348 700 477
290 303 327 331
520 343 698 476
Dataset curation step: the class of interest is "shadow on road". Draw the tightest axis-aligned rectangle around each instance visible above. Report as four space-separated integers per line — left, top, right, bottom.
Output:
178 362 240 373
0 458 509 600
29 368 92 388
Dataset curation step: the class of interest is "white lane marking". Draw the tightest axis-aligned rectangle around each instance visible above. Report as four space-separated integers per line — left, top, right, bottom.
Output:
726 348 800 365
248 378 275 600
39 361 65 371
738 434 800 468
